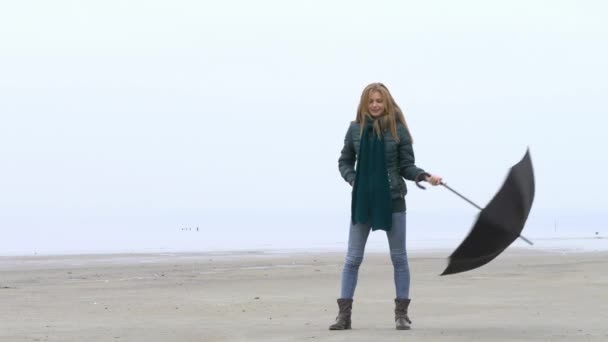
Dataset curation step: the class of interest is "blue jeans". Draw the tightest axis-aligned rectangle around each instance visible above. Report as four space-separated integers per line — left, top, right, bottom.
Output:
340 211 410 299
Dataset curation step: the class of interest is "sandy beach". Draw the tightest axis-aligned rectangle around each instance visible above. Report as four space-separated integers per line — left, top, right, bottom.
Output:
1 249 607 342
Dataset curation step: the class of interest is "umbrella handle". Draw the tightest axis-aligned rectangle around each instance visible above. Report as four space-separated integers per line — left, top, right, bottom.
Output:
415 172 431 190
417 179 535 246
440 182 483 210
416 176 484 210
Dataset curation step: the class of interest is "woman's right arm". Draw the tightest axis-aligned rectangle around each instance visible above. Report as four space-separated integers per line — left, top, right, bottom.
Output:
338 124 356 185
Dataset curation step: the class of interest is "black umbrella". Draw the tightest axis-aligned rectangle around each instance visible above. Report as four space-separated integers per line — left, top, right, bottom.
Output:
417 149 535 276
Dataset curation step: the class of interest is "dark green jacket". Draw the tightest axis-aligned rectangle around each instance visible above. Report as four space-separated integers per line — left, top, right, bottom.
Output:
338 121 426 212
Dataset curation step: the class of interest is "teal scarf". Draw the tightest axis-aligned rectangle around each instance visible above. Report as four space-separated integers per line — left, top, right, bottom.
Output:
351 118 393 231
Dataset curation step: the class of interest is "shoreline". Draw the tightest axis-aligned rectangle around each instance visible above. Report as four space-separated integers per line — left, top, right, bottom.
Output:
1 235 605 259
1 247 606 271
0 243 605 258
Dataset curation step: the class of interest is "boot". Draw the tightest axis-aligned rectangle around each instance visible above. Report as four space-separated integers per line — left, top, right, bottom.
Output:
394 298 412 330
328 298 353 330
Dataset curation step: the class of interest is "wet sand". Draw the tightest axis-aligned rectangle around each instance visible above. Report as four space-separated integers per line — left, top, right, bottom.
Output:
1 249 607 341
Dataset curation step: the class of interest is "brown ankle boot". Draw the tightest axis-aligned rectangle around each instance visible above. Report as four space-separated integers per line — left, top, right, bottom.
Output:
394 298 412 330
329 298 353 330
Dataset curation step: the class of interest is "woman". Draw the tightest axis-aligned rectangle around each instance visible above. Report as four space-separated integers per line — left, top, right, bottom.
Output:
330 83 442 331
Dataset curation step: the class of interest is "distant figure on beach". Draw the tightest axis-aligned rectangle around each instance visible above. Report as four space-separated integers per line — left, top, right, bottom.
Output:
330 83 442 331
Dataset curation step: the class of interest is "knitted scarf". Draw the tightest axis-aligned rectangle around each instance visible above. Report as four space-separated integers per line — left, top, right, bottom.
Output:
351 117 393 231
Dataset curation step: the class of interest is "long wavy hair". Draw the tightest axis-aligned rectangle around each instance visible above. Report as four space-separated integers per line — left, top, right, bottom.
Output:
356 83 412 143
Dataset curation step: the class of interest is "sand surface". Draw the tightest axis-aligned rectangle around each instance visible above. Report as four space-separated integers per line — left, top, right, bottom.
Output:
1 249 607 341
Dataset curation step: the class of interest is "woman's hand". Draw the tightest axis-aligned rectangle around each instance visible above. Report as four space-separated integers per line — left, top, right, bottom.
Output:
425 174 443 186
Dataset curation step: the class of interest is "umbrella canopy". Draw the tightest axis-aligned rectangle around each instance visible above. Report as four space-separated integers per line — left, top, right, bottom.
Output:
441 149 535 276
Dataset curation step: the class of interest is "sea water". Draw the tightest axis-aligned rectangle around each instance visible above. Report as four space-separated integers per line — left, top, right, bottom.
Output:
0 209 606 256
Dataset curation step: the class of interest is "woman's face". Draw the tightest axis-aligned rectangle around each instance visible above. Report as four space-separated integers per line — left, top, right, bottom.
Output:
368 91 385 117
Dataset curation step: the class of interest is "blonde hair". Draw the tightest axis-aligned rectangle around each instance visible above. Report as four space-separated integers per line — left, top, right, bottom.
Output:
356 83 413 143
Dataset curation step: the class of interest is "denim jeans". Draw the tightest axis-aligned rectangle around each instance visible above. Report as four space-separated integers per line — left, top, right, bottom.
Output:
340 211 410 299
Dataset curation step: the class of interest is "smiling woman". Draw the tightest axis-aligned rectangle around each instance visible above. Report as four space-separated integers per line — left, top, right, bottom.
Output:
367 91 385 117
330 82 443 331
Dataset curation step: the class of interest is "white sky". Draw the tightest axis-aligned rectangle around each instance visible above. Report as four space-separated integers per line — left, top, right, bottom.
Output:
1 1 607 232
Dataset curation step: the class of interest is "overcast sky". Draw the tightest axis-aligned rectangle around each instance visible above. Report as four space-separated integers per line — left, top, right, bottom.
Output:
1 1 607 241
